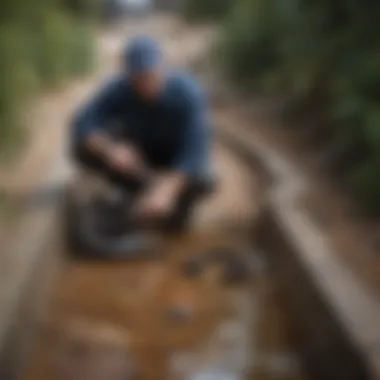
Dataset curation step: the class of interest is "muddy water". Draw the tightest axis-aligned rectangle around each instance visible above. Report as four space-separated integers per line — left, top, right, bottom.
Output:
22 145 306 380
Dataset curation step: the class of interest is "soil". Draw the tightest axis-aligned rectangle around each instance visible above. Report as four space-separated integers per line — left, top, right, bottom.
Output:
23 141 306 380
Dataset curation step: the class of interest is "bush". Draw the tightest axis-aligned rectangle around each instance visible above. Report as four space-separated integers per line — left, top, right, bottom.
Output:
217 0 380 214
217 0 281 90
0 24 39 159
62 0 103 20
32 9 95 86
348 159 380 215
68 22 96 76
184 0 234 21
33 9 76 87
0 0 97 162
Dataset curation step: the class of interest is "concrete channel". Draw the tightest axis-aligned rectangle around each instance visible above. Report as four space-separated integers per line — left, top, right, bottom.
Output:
0 111 376 380
0 15 378 380
218 121 379 380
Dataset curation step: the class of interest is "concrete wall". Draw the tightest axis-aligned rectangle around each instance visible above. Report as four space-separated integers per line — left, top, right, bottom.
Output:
218 123 379 380
0 154 70 380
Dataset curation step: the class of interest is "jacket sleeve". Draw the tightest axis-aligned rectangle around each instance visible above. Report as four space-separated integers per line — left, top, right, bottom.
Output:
173 89 211 177
70 78 123 146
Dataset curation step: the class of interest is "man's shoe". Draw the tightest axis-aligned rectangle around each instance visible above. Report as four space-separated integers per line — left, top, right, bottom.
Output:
164 208 193 235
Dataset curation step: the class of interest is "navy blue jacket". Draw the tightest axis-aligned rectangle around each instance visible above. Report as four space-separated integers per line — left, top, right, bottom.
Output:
71 71 211 177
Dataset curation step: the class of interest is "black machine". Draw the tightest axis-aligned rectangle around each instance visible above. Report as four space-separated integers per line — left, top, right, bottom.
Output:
64 171 159 260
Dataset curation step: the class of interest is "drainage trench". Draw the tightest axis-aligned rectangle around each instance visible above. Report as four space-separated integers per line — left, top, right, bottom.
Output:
17 137 309 380
2 105 371 380
0 15 372 380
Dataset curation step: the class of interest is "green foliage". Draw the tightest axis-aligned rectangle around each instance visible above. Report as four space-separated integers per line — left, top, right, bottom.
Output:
34 9 77 87
184 0 234 21
218 0 281 91
216 0 380 214
347 159 380 214
32 9 95 86
61 0 104 20
68 22 96 76
0 0 96 162
0 24 39 157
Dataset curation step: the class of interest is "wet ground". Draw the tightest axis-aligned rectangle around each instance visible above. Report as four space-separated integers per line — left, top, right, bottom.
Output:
22 143 307 380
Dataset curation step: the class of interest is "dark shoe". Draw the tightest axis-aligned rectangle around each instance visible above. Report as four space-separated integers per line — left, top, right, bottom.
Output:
164 207 194 234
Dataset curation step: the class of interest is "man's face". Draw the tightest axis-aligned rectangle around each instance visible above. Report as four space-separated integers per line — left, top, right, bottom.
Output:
132 68 164 101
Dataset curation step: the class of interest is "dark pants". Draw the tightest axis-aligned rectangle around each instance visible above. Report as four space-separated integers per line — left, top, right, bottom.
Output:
72 145 215 231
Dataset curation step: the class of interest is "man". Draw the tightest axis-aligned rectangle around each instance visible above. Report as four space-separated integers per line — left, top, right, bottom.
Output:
70 36 214 232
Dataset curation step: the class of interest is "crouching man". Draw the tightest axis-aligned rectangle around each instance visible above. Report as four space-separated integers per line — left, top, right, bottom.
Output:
70 36 215 232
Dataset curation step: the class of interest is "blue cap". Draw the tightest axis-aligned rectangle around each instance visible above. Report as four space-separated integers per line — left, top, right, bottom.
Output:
124 36 162 75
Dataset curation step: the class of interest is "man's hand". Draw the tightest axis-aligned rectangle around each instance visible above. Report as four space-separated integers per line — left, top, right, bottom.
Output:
105 143 143 174
85 132 112 156
135 186 174 221
134 173 187 222
85 132 144 175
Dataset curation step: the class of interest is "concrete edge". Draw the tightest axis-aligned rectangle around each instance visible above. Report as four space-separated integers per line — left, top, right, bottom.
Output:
0 154 70 380
217 125 379 380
